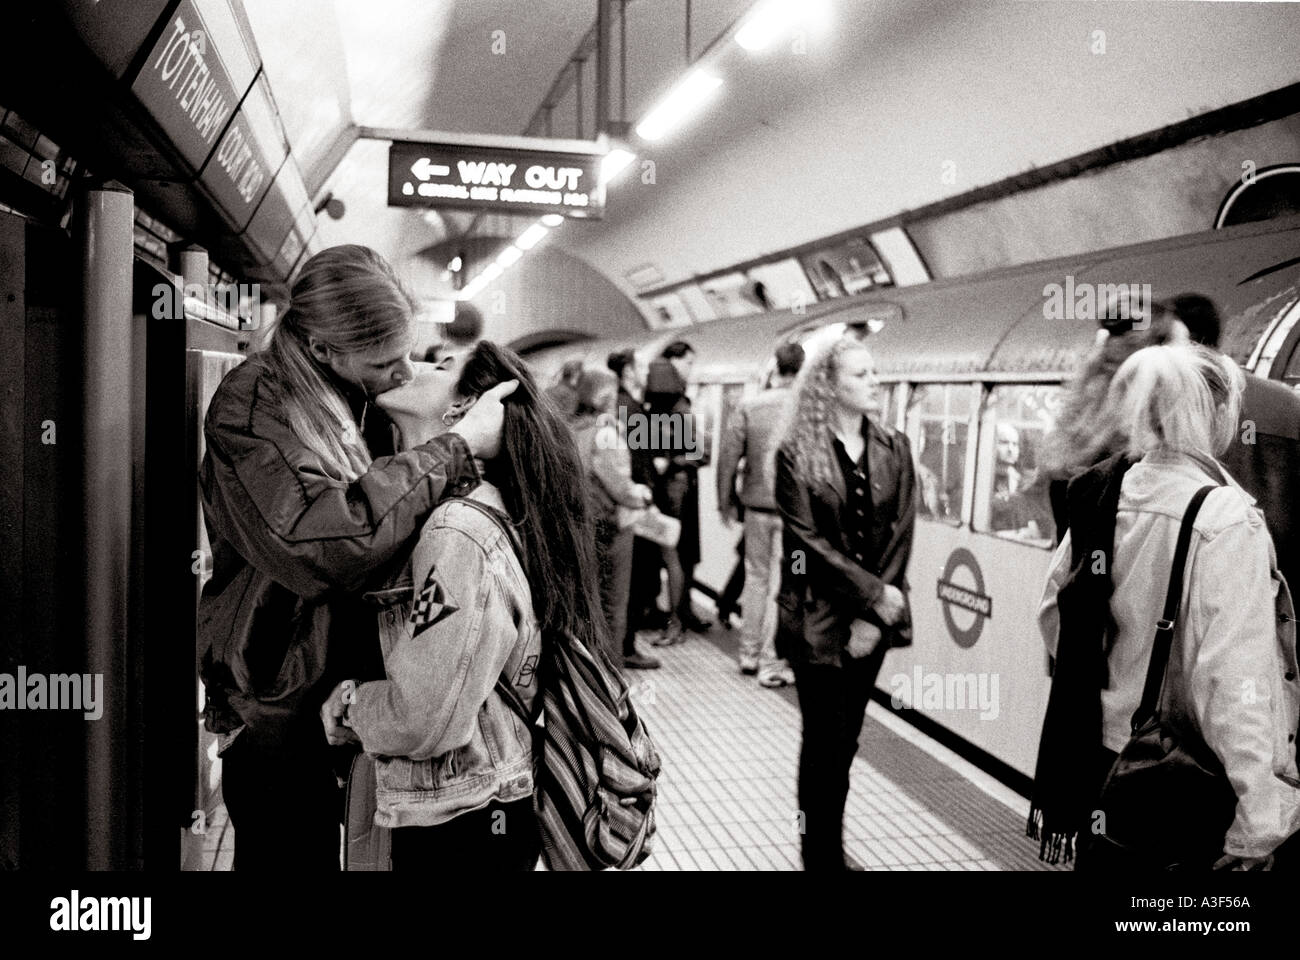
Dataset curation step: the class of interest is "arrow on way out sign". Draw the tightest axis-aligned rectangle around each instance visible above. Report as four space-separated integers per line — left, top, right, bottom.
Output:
410 158 450 181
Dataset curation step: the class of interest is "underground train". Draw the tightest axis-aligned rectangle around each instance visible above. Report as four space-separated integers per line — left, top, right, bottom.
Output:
524 213 1300 793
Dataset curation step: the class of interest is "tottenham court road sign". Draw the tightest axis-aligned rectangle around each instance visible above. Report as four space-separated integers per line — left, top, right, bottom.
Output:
387 139 605 220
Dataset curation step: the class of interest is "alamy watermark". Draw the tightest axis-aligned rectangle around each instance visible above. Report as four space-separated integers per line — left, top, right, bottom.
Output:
152 281 260 322
1042 276 1151 326
50 891 150 940
597 405 704 462
890 665 999 721
0 667 103 720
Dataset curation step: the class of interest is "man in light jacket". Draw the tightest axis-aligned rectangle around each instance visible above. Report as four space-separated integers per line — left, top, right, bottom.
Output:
717 343 804 687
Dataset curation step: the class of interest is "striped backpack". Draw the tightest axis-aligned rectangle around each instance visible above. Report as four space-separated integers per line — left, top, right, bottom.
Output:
457 498 662 870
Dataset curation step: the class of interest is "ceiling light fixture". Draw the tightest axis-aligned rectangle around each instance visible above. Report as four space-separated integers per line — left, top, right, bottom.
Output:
635 70 723 142
600 148 637 185
735 0 803 52
541 213 564 227
515 222 549 250
496 245 523 268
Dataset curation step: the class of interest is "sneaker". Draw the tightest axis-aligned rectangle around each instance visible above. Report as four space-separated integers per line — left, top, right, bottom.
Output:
651 616 685 647
739 655 759 676
758 665 795 688
623 652 661 670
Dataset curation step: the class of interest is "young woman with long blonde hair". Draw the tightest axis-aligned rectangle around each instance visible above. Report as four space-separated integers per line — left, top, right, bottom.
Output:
773 333 917 871
198 244 515 871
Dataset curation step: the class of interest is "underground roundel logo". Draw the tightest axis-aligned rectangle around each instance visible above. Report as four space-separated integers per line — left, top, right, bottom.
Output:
410 568 460 637
936 548 992 649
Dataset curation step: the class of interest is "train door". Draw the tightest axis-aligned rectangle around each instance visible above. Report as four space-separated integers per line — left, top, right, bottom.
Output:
879 380 1061 781
689 378 747 598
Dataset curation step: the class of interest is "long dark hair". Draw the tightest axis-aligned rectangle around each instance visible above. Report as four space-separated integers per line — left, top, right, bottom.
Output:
456 341 608 655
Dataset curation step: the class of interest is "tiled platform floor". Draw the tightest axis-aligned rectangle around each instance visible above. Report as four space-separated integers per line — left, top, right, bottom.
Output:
197 619 1060 871
630 625 1057 871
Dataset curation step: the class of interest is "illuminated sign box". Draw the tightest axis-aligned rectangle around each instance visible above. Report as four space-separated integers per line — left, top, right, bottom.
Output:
387 140 605 220
199 74 287 231
130 0 258 174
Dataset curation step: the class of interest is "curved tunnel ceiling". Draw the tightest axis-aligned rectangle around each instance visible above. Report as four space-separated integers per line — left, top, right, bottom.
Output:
241 0 1300 337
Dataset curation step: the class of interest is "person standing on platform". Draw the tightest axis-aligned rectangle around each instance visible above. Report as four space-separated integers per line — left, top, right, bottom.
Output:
609 350 667 657
774 335 917 872
321 342 610 873
569 367 659 670
544 358 585 420
1033 343 1300 871
198 245 514 872
717 342 805 687
645 341 712 644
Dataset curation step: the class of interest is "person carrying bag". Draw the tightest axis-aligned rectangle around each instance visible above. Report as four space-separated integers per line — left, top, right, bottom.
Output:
1086 485 1238 870
1030 343 1300 871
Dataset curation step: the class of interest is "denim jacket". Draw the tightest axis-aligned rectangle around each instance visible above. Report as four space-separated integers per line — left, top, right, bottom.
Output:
347 483 541 829
1039 451 1300 859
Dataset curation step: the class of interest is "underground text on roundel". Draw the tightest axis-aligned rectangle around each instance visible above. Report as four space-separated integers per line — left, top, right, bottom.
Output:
50 891 151 941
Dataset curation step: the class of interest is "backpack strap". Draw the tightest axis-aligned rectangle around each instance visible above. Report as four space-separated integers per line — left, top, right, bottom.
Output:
1130 484 1216 733
446 495 542 726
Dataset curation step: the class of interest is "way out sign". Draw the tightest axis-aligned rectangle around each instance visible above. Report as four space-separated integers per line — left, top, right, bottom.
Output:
387 140 605 219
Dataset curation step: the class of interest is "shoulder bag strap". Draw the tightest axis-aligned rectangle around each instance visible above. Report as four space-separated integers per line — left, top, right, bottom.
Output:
446 496 540 727
1130 484 1217 733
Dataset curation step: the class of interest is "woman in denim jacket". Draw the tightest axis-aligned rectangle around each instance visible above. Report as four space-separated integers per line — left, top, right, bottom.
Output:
1036 343 1300 870
320 341 608 872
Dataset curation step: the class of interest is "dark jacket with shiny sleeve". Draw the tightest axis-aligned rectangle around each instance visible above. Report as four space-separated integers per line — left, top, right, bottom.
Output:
196 354 480 740
774 420 917 667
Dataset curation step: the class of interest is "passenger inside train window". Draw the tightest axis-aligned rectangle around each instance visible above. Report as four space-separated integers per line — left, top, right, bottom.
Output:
906 384 972 524
980 385 1060 546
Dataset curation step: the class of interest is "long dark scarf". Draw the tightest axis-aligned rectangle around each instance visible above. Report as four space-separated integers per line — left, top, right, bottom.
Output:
1026 453 1134 863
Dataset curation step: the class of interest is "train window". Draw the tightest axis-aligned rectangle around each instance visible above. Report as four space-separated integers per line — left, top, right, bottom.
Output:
973 385 1061 547
905 384 975 525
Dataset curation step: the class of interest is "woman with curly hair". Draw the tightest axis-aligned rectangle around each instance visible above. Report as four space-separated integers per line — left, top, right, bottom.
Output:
773 333 917 871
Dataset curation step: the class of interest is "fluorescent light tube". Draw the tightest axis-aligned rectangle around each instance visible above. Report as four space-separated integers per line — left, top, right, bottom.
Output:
635 71 723 142
516 222 549 250
600 149 637 185
736 0 800 52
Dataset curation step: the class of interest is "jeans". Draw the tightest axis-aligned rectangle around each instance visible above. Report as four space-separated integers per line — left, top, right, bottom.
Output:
595 519 634 662
739 510 787 675
792 643 890 871
390 797 540 872
221 716 348 872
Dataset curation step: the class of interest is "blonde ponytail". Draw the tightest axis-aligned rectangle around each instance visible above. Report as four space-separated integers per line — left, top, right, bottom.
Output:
259 245 416 482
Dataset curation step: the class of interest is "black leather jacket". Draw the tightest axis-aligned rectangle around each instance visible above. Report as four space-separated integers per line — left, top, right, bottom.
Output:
774 420 917 667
